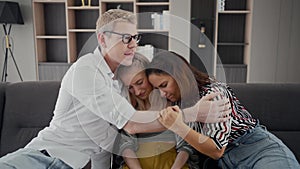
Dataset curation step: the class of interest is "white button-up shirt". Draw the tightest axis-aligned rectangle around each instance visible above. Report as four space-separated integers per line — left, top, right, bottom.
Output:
26 48 135 168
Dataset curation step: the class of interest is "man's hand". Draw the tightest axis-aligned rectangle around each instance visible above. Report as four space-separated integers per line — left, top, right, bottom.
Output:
184 92 231 123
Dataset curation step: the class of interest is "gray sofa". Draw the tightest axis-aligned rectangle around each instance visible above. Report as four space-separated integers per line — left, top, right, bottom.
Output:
0 81 299 164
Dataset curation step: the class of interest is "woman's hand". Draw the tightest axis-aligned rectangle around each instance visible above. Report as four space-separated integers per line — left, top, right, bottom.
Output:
158 106 186 132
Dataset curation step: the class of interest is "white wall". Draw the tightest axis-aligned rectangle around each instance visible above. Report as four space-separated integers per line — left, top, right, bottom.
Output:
249 0 300 83
169 0 191 61
0 0 36 82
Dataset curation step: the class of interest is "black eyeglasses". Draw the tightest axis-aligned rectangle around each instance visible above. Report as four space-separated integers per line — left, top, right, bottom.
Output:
104 31 141 44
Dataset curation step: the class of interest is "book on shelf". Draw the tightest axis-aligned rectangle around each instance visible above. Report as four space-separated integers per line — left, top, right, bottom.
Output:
150 10 170 30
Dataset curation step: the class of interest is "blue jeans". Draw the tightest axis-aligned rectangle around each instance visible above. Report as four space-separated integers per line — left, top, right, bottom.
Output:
218 126 300 169
0 148 72 169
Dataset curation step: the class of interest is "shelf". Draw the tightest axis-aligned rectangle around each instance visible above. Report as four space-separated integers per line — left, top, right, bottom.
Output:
136 2 170 6
101 0 134 2
138 29 169 33
67 6 99 10
39 62 71 65
33 0 65 3
217 42 249 46
217 64 247 67
191 17 216 22
68 29 96 32
36 35 67 39
218 10 250 14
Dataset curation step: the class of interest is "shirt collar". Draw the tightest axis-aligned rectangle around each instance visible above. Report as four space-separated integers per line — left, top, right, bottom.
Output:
94 47 115 79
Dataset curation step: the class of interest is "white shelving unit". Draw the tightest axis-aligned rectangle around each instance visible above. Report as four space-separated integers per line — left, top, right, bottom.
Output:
214 0 253 83
32 0 171 80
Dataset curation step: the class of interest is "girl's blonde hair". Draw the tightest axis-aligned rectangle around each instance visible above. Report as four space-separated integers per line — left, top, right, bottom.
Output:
117 53 151 110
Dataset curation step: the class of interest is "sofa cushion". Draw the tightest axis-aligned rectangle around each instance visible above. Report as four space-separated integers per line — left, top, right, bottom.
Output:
0 81 61 156
229 83 300 161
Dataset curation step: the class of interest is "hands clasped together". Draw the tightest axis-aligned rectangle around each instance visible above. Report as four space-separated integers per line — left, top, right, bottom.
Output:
158 92 232 133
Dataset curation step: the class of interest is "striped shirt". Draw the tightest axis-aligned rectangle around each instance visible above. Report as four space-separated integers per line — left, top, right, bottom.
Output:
198 82 257 149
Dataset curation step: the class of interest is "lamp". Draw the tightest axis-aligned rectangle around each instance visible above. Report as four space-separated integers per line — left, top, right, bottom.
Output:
0 1 24 82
